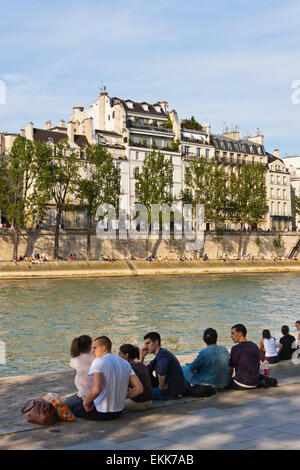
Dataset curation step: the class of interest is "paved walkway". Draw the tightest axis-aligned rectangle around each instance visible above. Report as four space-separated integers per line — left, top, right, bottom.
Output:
0 360 300 450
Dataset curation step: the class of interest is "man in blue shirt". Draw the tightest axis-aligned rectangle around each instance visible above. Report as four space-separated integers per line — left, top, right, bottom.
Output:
140 331 185 400
182 328 230 389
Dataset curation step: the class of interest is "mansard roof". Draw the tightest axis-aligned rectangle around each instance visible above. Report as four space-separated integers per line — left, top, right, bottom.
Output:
110 97 167 117
211 134 266 156
33 128 88 148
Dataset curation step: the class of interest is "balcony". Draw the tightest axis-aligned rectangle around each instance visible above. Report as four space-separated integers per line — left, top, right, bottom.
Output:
127 121 174 135
181 135 207 144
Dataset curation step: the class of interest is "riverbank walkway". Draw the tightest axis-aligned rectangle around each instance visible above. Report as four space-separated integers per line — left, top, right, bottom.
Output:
1 356 300 450
0 260 300 280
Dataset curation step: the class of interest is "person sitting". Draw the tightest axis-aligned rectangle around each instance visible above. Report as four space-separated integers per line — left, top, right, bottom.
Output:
278 325 296 361
119 344 152 411
295 321 300 348
64 335 94 409
259 329 279 364
182 328 230 389
228 323 260 390
140 331 185 400
68 336 143 420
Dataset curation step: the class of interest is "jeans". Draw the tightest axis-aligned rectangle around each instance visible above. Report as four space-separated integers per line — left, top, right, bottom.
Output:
69 399 123 421
64 394 82 409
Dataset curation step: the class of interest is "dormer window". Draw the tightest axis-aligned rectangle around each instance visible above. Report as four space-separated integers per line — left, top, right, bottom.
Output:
126 100 134 109
154 105 161 113
142 103 149 112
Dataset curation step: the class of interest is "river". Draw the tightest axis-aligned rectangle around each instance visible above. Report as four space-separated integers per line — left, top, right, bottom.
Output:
0 272 299 376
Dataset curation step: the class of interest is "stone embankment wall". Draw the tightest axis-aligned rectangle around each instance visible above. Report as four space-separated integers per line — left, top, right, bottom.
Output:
0 229 299 261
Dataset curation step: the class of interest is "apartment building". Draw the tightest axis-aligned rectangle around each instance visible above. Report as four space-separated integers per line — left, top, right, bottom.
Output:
266 151 292 231
282 155 300 229
68 90 182 215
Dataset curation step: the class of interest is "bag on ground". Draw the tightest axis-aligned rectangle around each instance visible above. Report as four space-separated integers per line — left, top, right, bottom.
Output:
43 392 76 421
259 375 278 388
21 398 59 426
184 384 216 397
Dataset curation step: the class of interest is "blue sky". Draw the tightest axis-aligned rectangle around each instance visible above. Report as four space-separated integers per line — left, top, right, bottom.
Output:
1 0 300 155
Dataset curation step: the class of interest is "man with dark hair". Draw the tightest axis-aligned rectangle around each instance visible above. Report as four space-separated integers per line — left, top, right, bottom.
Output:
182 328 230 389
141 331 185 400
69 336 143 420
228 323 260 390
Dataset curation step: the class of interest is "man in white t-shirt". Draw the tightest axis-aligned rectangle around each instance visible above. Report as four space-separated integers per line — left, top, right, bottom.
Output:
69 336 143 421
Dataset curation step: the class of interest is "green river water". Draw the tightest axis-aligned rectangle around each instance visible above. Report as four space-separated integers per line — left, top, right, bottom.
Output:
0 272 299 377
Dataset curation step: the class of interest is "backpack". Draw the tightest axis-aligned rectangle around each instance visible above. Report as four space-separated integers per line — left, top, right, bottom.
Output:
184 384 216 397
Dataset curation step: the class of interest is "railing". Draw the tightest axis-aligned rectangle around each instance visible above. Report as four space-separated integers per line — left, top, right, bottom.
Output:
127 122 174 134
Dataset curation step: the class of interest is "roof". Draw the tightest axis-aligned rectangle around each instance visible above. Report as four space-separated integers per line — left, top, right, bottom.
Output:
211 134 266 156
33 128 67 143
95 129 122 137
266 152 284 164
110 97 167 117
33 128 88 148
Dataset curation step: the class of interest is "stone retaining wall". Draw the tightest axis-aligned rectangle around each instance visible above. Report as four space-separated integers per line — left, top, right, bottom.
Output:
0 230 299 261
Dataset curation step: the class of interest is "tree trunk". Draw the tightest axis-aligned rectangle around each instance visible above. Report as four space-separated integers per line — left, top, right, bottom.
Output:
54 211 62 260
87 215 92 261
13 228 19 260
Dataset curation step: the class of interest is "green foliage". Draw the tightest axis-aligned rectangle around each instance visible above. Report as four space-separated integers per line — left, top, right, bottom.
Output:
273 234 283 249
182 157 227 225
227 163 268 229
161 114 173 130
292 193 300 216
76 144 121 220
134 149 174 214
181 116 202 131
171 139 180 152
76 144 120 259
255 236 262 247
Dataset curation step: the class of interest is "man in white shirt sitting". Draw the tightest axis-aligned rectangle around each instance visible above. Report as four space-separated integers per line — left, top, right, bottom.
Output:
69 336 143 421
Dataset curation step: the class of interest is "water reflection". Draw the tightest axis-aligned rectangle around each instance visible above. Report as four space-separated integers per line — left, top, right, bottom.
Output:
1 273 300 376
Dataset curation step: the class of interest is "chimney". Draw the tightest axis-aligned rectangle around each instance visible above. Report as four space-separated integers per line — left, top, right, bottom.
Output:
222 130 240 140
67 121 75 143
59 119 66 128
273 149 280 159
45 120 52 130
73 106 84 115
20 129 25 137
202 122 211 136
158 101 169 113
25 122 34 140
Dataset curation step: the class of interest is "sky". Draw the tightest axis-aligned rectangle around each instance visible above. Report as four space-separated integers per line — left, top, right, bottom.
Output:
1 0 300 155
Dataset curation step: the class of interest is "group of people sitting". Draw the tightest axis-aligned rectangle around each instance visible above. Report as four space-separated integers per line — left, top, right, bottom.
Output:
64 323 299 422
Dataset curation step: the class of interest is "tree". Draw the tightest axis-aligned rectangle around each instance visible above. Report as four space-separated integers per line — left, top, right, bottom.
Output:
228 163 268 257
228 164 268 229
35 140 79 260
292 192 300 220
76 144 121 260
181 116 202 131
181 157 227 228
134 149 174 237
0 136 37 258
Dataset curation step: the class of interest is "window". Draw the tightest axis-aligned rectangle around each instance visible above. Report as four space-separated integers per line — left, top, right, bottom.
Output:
112 111 115 119
136 151 139 160
230 153 233 163
270 174 274 184
283 176 286 185
184 146 190 156
108 115 110 120
277 176 280 185
283 189 286 199
270 188 274 198
197 148 201 157
206 149 210 159
277 189 280 199
277 202 280 215
237 154 241 164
